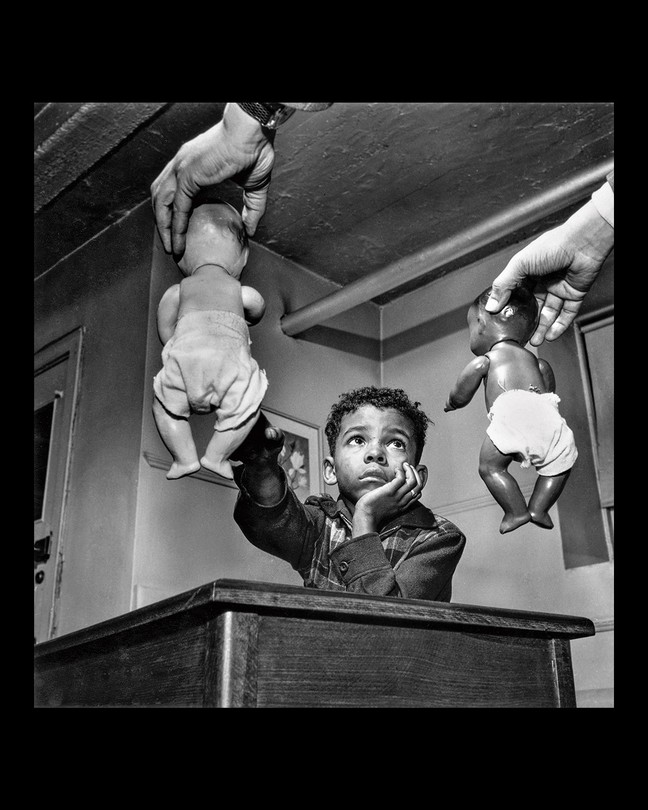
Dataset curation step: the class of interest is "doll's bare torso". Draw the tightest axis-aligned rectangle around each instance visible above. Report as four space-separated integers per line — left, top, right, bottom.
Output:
177 264 245 321
482 341 548 411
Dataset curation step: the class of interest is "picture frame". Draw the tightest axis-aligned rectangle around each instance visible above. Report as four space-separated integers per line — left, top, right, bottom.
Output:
145 407 325 496
262 407 325 500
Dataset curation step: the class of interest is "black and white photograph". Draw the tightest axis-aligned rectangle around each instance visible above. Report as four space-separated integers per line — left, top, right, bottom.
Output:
34 101 614 708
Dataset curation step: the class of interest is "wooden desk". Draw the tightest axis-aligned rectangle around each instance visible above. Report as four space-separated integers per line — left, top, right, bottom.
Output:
34 579 594 707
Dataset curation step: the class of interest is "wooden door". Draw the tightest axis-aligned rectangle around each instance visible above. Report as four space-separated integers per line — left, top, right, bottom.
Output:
34 329 83 643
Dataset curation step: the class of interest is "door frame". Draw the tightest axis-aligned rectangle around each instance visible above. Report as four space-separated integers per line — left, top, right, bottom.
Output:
34 328 83 642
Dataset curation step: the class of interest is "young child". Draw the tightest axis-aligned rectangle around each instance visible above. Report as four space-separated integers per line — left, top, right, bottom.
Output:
444 285 578 534
232 386 466 601
152 200 268 480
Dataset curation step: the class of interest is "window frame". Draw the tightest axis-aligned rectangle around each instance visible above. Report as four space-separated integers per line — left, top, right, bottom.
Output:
573 305 614 559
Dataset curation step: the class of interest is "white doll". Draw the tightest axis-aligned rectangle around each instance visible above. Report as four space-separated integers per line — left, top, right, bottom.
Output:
152 201 268 479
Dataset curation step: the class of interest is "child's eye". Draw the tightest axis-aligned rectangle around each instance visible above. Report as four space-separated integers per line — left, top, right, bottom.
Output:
348 435 365 445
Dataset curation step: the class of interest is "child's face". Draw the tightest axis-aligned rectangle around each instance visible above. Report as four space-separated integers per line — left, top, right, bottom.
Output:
325 405 420 504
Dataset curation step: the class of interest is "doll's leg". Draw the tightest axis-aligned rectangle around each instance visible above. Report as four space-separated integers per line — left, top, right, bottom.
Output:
527 470 571 529
479 435 531 534
152 397 201 479
200 409 261 479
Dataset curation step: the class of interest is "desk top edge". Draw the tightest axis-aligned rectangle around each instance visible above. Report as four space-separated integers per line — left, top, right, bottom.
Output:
34 578 596 658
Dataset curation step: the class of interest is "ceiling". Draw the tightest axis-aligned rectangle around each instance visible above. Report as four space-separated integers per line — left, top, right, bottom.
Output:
34 101 614 307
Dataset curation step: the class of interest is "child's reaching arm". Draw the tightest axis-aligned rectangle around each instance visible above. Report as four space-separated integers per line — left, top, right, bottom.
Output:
231 413 322 570
230 412 286 504
444 356 490 411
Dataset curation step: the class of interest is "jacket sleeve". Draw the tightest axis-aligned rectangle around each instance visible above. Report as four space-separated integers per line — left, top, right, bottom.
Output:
328 523 466 602
591 170 614 228
232 466 321 572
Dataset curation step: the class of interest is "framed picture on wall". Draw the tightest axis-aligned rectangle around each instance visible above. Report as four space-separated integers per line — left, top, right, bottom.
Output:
145 407 325 495
262 407 325 500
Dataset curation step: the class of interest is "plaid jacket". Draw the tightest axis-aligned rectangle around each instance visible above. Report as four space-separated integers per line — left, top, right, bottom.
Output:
233 470 466 602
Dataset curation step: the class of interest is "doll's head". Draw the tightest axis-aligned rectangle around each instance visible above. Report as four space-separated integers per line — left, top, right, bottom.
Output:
467 285 539 355
177 200 250 280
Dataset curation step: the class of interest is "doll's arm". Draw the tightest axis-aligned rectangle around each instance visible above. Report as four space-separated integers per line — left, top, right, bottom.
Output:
157 284 181 344
444 356 490 411
241 285 266 326
538 357 556 393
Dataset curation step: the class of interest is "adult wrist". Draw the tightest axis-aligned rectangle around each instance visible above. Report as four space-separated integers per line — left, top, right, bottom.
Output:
223 102 268 144
235 102 296 130
565 199 615 261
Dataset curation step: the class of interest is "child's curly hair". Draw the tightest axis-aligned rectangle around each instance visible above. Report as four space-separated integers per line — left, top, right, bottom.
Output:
325 386 432 464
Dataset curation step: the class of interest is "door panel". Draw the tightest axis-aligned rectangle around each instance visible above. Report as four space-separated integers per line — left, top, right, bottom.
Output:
34 330 82 643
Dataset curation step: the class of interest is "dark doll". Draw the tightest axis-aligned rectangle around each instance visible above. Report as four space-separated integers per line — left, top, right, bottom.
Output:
445 286 577 534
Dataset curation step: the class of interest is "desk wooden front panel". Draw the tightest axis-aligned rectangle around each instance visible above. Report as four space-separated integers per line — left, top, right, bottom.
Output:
252 615 570 707
34 612 214 707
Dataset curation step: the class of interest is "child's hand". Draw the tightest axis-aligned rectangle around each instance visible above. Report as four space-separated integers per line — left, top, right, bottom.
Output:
231 413 286 506
443 400 456 412
353 463 423 536
230 412 284 467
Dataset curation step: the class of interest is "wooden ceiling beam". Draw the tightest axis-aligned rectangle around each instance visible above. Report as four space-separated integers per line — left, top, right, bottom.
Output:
34 102 169 213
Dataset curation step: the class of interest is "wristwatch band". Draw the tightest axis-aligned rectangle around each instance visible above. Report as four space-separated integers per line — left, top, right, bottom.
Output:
236 102 296 129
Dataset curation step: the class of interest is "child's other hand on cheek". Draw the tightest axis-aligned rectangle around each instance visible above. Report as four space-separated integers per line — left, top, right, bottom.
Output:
353 462 422 536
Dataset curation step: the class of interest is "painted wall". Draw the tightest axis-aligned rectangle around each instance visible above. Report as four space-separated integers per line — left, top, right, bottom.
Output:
34 204 153 635
381 242 614 706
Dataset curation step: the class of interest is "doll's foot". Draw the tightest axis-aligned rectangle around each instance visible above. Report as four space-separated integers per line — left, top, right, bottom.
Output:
499 511 531 534
200 456 234 479
167 460 201 479
529 509 554 530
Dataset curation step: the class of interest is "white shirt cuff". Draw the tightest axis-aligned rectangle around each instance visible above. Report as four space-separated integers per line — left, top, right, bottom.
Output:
591 181 614 228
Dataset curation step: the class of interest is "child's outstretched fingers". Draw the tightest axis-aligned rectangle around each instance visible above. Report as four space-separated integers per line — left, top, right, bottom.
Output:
265 426 285 448
230 415 284 464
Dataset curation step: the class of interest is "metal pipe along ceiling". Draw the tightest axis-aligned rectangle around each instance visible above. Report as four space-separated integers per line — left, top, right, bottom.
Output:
280 158 614 337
